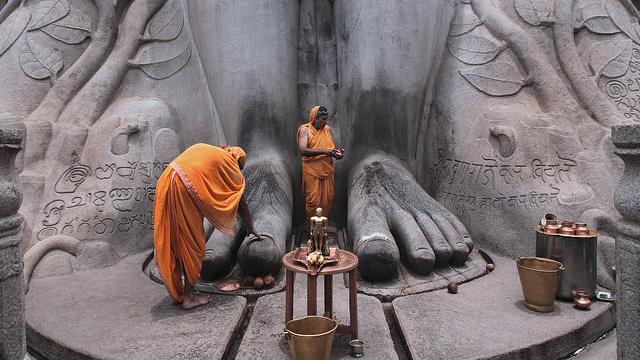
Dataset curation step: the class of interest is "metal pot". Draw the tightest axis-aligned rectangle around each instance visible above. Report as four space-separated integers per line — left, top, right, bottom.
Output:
536 227 597 300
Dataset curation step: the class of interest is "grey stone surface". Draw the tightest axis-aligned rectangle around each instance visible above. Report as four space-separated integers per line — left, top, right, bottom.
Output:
4 0 634 287
573 330 616 360
0 1 637 357
26 253 246 359
393 252 615 360
236 271 398 360
612 123 640 359
425 0 634 291
0 124 25 360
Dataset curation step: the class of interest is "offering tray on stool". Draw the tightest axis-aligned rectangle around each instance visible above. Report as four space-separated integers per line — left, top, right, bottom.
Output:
282 247 360 341
292 247 338 275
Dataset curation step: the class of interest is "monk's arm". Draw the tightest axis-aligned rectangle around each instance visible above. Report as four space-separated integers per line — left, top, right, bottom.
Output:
298 126 337 157
238 194 261 240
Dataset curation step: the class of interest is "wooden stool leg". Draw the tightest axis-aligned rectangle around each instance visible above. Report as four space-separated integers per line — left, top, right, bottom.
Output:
324 275 333 318
349 270 358 339
285 270 294 323
307 274 317 315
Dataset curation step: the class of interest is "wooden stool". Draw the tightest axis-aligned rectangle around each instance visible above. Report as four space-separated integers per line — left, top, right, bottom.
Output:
282 248 359 339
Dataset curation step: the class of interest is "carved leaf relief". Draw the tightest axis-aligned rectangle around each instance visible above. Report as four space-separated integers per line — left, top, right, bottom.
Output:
0 7 30 57
41 12 91 44
584 16 623 34
447 34 507 65
459 62 526 97
590 39 632 78
146 0 184 41
130 43 191 79
573 0 621 34
27 0 70 31
605 0 640 43
514 0 553 26
20 33 63 80
449 5 483 37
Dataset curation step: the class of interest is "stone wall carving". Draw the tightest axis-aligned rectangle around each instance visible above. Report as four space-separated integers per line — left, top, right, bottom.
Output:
0 0 636 288
426 0 640 289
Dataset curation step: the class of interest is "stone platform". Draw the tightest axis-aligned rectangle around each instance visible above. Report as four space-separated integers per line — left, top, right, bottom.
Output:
24 247 615 359
26 253 246 360
392 252 615 359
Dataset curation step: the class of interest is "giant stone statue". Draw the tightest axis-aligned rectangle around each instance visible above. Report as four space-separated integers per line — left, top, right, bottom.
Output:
0 0 635 296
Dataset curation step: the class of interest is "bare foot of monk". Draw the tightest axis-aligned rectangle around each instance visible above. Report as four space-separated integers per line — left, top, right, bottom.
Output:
182 281 211 310
182 291 211 310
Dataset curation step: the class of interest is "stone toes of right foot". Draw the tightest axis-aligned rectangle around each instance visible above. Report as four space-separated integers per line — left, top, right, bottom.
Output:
356 235 400 282
405 247 436 275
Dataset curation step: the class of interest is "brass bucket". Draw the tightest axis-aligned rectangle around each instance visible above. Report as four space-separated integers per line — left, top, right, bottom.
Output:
516 257 564 313
284 316 338 360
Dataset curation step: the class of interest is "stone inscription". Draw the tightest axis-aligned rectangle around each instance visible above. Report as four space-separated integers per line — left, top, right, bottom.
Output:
37 161 168 240
430 148 577 191
431 148 573 214
438 186 559 214
602 46 640 122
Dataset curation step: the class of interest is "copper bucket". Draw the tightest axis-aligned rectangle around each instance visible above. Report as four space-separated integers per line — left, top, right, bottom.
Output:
516 257 564 313
284 316 338 360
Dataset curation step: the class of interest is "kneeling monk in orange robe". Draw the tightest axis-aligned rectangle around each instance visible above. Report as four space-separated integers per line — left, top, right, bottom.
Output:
297 105 344 220
154 144 261 309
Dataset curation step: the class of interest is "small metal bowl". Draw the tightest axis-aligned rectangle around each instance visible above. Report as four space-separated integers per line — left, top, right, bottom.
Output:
350 339 364 358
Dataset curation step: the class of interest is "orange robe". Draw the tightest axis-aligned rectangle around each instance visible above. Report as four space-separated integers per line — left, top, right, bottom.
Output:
153 144 246 302
298 106 335 219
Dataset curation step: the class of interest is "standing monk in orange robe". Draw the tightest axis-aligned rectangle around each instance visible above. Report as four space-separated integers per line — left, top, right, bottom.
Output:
153 144 261 309
297 106 344 221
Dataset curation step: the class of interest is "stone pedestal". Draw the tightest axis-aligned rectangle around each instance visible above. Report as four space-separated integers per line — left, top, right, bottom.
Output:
612 124 640 359
0 125 24 360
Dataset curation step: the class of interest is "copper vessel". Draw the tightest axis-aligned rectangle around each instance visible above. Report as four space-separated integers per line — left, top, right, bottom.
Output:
574 223 589 236
544 220 559 234
284 316 338 360
516 257 564 313
559 221 575 235
573 290 592 310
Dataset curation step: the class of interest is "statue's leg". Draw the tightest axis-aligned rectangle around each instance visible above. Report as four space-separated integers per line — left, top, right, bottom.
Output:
335 1 470 281
186 2 298 276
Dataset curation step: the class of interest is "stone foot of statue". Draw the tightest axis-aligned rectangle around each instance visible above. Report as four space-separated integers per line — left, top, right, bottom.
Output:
348 153 473 282
237 158 293 276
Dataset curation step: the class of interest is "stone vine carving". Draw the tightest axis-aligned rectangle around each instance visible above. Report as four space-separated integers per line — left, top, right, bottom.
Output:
445 0 640 127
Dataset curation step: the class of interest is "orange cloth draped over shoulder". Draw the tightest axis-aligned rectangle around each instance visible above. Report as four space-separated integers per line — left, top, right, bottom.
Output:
153 143 246 302
297 106 335 219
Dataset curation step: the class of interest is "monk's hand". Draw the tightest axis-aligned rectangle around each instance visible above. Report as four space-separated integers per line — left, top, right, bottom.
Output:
334 147 345 159
248 227 262 240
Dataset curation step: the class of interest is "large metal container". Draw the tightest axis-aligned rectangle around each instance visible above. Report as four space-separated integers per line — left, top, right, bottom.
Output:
535 227 597 300
284 316 338 360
